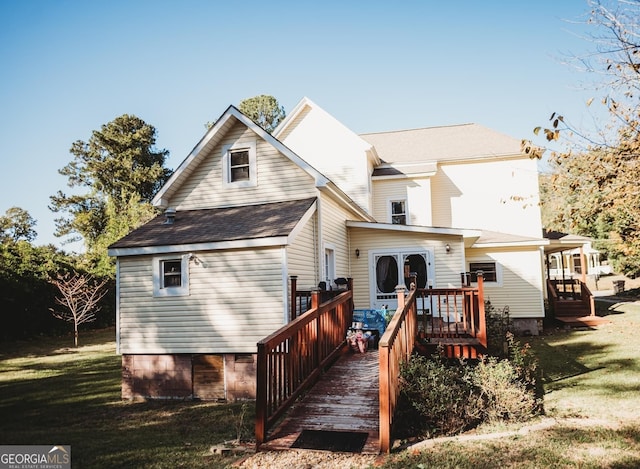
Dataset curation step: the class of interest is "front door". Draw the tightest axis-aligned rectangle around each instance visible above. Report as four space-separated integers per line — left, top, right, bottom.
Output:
371 249 433 310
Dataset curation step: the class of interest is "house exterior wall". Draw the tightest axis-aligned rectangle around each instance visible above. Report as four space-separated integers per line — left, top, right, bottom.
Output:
286 211 319 291
279 103 373 214
466 247 545 332
431 158 542 237
372 177 432 226
117 247 286 356
319 193 355 284
349 227 464 310
170 120 317 210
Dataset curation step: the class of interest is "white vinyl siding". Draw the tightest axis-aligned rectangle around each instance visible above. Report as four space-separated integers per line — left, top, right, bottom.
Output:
279 103 373 213
319 194 353 283
466 248 545 319
286 211 318 291
431 158 542 237
170 121 316 210
348 227 463 310
372 178 432 226
117 248 286 354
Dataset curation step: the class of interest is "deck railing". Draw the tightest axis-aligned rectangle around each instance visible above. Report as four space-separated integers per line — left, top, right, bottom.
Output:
547 278 595 316
378 284 418 454
255 288 354 449
415 273 487 349
379 275 486 453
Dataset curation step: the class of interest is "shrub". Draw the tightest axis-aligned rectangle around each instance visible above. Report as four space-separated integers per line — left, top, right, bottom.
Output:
469 355 539 423
397 353 477 437
485 300 512 358
396 334 542 438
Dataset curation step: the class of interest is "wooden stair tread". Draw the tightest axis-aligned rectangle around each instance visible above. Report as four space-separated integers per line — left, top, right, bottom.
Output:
425 337 480 345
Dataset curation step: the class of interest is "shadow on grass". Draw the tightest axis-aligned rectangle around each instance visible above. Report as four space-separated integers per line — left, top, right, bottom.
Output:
382 424 640 469
0 330 254 469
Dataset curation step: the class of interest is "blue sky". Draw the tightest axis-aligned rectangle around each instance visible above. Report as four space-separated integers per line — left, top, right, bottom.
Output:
0 1 602 248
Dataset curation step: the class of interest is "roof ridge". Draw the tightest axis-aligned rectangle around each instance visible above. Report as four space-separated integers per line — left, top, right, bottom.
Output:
360 123 476 136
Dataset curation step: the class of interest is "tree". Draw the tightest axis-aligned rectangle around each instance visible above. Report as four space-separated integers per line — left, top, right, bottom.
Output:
238 95 286 133
537 0 640 276
0 207 37 243
49 271 108 347
50 115 172 273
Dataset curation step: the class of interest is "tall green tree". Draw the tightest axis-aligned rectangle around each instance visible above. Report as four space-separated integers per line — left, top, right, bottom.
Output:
50 114 172 274
537 0 640 276
238 95 286 133
0 207 37 243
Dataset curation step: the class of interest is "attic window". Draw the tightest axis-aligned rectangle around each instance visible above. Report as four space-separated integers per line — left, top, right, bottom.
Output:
230 150 250 182
222 141 257 187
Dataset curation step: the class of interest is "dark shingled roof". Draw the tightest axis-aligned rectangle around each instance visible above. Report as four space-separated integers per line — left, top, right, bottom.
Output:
109 198 316 249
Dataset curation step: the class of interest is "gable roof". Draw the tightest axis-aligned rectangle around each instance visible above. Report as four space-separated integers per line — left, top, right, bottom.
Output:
150 104 373 222
108 198 316 256
152 105 330 209
361 123 526 165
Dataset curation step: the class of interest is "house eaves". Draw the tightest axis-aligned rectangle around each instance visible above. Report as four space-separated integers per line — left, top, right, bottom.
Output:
469 230 548 249
108 198 317 257
347 220 471 237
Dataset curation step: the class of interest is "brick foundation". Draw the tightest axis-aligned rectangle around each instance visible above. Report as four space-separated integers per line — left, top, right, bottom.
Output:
121 353 257 401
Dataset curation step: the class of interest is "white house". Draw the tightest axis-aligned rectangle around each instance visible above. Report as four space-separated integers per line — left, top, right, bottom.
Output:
108 97 548 400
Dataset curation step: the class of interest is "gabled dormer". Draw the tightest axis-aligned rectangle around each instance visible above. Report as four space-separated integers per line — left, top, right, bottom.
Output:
274 97 380 215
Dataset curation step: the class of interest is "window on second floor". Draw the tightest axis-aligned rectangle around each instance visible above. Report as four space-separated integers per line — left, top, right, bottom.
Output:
222 141 257 187
390 200 407 225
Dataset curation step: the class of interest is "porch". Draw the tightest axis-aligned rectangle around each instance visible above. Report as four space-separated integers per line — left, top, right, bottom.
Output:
255 274 487 454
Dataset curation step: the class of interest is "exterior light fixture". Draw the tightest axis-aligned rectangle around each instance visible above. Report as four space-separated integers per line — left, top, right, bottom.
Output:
355 249 360 258
445 243 451 254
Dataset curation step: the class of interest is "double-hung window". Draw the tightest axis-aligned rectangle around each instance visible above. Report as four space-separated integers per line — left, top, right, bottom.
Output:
390 199 407 225
153 255 190 297
222 141 257 187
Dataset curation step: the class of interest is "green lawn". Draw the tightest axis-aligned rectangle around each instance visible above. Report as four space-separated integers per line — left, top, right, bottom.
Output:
0 329 252 469
2 301 640 468
381 299 640 468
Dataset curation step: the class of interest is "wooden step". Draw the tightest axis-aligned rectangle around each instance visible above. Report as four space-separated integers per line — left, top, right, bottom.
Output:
419 336 483 359
556 316 610 328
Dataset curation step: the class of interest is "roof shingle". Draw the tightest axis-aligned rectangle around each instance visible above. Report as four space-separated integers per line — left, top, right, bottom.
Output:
109 198 316 249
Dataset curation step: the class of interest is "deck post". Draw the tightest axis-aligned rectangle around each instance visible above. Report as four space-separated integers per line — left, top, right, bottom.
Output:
290 276 298 322
476 272 487 350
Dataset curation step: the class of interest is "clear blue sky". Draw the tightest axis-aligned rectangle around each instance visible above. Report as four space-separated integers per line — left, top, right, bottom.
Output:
0 0 601 249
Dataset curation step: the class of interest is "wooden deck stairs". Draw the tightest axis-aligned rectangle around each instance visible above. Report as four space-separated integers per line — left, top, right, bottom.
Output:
548 279 609 327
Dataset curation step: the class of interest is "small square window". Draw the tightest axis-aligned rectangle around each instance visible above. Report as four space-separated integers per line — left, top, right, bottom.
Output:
391 200 407 225
469 262 498 283
153 255 189 297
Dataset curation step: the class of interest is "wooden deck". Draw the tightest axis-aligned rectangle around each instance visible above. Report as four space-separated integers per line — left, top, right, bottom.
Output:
259 348 380 454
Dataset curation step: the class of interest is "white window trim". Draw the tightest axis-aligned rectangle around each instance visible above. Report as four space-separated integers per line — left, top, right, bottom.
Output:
388 197 409 225
324 243 336 285
467 259 503 287
153 254 190 297
222 140 257 188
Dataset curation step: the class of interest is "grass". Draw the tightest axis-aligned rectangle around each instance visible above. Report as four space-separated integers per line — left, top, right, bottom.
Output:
0 329 253 469
380 298 640 468
2 301 640 468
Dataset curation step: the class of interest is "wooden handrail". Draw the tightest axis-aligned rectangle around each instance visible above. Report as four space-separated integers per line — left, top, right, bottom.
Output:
255 289 354 449
379 284 418 453
379 275 486 452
